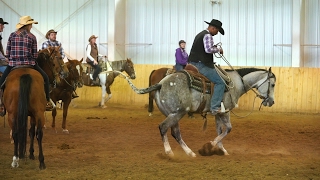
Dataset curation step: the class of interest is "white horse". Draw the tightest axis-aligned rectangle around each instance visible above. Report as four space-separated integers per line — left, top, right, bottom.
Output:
121 67 276 157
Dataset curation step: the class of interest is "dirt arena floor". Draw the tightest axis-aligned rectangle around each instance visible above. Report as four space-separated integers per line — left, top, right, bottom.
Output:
0 101 319 180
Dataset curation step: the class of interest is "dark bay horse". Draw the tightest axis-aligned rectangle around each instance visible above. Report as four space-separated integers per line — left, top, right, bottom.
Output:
148 67 175 116
82 58 136 108
50 59 84 133
3 47 68 169
122 67 276 157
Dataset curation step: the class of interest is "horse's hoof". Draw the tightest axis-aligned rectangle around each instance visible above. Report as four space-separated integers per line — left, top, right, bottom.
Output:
188 152 197 157
101 105 107 109
148 113 153 117
62 129 69 134
166 150 174 157
29 154 35 160
39 163 46 170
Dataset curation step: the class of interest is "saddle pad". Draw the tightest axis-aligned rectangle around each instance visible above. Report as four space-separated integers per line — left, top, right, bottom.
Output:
180 70 213 94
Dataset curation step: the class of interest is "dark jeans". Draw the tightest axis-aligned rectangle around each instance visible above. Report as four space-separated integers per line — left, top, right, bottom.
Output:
0 64 50 101
87 61 102 80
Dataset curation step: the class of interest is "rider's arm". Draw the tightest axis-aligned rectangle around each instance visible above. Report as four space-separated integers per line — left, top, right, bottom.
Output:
58 42 65 59
41 41 48 50
0 51 5 60
86 45 95 61
203 34 219 54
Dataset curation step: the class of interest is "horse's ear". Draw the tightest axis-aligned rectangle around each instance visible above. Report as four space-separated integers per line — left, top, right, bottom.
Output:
67 58 71 62
80 58 83 63
268 67 272 73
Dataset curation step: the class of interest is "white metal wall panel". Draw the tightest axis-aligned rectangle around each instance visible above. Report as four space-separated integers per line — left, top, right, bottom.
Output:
303 0 320 67
0 0 108 61
126 0 298 67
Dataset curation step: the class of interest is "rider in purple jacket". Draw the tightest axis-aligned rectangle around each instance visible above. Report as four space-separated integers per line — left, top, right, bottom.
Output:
175 40 188 71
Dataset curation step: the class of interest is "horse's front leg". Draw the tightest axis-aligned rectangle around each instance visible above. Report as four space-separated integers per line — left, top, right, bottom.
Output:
171 122 196 157
51 105 57 133
29 117 36 160
62 98 71 134
211 113 232 155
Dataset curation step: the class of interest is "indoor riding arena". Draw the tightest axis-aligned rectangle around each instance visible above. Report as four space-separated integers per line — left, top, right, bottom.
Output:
0 0 319 179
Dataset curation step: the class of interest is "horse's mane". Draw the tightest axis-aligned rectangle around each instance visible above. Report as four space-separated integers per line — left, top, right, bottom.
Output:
110 60 130 71
226 68 268 77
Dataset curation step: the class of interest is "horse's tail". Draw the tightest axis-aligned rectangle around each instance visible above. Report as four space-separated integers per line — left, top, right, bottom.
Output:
148 70 156 87
17 74 32 158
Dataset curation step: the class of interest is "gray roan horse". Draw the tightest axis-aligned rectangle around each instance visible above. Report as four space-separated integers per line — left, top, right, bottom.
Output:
122 67 276 157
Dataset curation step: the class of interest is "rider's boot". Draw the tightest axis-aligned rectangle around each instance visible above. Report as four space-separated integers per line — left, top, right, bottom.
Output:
46 99 56 111
71 91 79 99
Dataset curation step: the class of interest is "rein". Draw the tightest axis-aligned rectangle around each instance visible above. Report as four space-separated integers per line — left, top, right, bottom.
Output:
41 48 65 87
214 43 273 117
214 43 266 100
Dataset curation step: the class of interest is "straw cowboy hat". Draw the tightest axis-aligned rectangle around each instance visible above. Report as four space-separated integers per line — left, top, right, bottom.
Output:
45 29 57 39
16 16 38 29
204 19 225 35
88 35 98 42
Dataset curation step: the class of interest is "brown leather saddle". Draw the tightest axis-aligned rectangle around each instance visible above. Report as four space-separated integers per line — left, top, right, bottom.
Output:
182 64 214 95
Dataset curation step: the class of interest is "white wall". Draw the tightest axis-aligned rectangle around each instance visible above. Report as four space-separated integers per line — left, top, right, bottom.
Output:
1 0 319 67
0 0 109 61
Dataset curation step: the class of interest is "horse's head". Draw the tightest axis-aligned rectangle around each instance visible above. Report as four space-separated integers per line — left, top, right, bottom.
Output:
67 58 84 88
255 67 276 107
122 58 136 79
37 46 69 84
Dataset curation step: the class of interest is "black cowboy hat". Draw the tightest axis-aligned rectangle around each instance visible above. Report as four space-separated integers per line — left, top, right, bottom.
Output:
0 18 8 25
204 19 224 35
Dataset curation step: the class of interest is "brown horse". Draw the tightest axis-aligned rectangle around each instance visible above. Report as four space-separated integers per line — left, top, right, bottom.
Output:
3 47 68 170
148 67 175 116
82 58 136 108
50 59 84 133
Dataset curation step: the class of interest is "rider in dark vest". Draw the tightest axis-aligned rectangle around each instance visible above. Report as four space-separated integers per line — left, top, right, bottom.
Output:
86 35 106 86
188 19 227 115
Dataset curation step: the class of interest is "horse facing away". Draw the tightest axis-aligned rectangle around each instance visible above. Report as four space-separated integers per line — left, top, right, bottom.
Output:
50 59 84 133
3 46 68 169
123 67 276 157
82 58 136 108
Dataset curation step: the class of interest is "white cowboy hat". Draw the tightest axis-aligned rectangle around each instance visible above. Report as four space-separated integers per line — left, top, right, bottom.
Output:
16 16 38 29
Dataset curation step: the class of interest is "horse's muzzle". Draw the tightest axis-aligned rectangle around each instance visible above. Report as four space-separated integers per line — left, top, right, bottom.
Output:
130 74 136 79
262 98 274 107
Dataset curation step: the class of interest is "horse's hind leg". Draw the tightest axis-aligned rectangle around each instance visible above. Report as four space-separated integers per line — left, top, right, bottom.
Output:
171 123 196 157
11 129 19 167
148 91 155 116
211 113 232 155
36 115 46 170
159 112 186 157
29 117 36 160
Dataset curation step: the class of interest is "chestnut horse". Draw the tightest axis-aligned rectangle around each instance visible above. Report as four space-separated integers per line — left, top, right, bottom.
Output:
3 47 68 169
148 67 175 116
50 59 84 133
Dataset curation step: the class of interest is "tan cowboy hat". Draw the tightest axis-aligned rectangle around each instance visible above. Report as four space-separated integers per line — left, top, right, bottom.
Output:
88 35 98 42
45 29 57 39
16 16 38 29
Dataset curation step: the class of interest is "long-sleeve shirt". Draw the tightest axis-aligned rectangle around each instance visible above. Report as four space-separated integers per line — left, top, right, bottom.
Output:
42 40 65 59
175 48 188 65
6 29 38 66
203 32 219 54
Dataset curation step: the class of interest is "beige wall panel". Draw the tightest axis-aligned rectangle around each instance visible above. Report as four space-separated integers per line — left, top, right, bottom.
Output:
75 65 320 114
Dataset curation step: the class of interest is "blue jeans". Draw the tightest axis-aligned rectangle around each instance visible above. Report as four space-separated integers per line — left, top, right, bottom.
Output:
190 62 225 111
0 66 7 73
175 63 186 71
